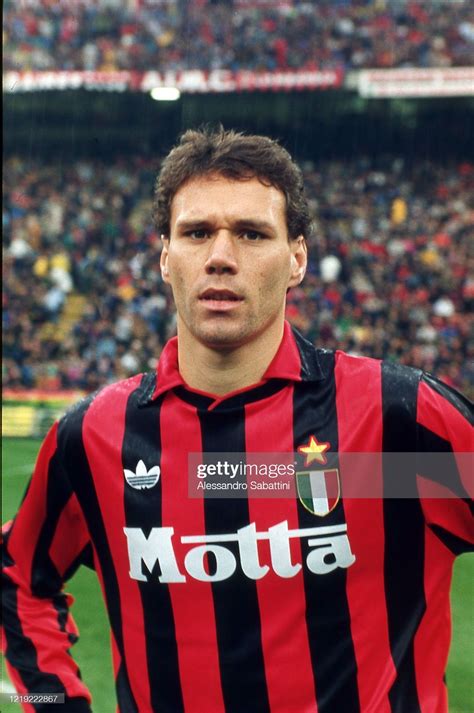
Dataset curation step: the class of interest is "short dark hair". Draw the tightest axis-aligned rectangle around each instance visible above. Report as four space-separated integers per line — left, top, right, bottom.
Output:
153 126 311 240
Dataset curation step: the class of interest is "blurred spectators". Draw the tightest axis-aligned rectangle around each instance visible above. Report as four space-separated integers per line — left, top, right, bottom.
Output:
3 0 474 73
3 153 473 399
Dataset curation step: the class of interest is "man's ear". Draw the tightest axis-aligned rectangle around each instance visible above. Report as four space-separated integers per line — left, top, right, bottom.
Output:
160 236 170 283
288 236 307 288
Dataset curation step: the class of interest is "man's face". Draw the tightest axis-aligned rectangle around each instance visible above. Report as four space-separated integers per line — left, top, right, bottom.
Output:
161 173 307 350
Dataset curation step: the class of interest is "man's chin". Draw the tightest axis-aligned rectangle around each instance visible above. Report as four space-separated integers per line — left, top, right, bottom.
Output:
193 323 253 351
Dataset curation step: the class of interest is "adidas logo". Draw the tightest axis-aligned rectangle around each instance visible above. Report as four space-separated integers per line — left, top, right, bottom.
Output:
124 460 160 490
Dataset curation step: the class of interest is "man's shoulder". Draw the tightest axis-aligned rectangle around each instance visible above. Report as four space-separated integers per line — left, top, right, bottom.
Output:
293 328 422 388
334 349 421 382
88 371 155 409
59 371 156 434
293 329 423 392
330 347 471 421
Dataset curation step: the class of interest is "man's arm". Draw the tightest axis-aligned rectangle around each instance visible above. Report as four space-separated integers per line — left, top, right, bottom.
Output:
2 423 93 712
416 373 473 551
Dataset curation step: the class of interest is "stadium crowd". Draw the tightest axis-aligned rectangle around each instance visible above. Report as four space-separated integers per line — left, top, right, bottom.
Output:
3 153 473 399
4 0 474 73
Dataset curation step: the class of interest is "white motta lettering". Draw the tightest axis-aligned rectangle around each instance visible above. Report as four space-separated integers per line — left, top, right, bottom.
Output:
237 523 269 580
123 526 185 583
306 535 356 575
268 521 301 578
123 521 355 584
184 545 236 582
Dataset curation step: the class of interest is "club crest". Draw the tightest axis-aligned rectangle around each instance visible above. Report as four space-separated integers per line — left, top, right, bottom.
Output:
296 468 340 516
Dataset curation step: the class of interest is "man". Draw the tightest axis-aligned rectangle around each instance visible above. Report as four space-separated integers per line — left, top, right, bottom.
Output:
2 127 473 713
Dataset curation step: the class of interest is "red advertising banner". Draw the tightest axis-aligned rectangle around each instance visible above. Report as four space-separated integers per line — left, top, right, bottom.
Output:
3 68 344 94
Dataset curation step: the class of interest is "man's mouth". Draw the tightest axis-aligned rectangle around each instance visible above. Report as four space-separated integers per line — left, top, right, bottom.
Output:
199 289 244 310
200 289 243 301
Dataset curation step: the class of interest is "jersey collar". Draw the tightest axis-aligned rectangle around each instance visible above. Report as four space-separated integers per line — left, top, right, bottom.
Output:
144 320 327 404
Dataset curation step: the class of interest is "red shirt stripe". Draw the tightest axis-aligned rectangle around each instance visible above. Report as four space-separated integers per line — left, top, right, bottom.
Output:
413 525 453 713
417 379 473 492
245 386 318 713
16 587 87 698
48 493 89 578
335 352 394 713
82 376 153 711
160 392 226 713
7 423 58 592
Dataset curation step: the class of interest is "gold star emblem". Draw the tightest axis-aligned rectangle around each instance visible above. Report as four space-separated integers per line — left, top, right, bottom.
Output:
297 435 330 466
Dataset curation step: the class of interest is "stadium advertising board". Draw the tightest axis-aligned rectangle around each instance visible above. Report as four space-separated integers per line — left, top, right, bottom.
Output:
2 390 84 438
3 68 344 93
358 67 474 98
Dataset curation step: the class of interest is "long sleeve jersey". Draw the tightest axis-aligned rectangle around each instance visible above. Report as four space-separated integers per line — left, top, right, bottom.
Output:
2 323 473 713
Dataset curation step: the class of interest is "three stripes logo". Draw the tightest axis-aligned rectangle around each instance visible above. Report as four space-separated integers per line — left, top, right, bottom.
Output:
124 460 161 490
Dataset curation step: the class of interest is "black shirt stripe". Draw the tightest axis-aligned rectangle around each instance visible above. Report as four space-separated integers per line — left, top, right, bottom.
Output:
416 423 470 500
293 354 360 713
30 453 79 598
122 384 184 713
58 395 139 712
421 373 473 424
199 404 271 713
381 361 424 713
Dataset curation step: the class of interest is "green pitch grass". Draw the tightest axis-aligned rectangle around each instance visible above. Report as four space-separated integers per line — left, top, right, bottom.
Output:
1 437 473 712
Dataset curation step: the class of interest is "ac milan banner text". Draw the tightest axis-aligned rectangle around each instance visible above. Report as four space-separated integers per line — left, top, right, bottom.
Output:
3 68 344 94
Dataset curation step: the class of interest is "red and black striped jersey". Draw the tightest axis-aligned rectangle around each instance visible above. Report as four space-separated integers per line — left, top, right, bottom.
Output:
2 322 473 713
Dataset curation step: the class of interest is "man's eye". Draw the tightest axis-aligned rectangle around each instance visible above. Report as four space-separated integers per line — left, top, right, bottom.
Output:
242 230 264 241
186 230 207 240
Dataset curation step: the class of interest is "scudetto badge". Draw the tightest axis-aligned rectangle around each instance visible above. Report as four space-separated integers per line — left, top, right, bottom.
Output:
296 468 340 516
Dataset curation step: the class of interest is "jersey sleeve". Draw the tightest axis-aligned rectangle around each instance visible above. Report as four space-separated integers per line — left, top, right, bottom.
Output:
416 373 474 554
2 422 93 712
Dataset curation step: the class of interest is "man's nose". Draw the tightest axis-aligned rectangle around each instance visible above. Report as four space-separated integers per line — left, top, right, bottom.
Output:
204 231 238 274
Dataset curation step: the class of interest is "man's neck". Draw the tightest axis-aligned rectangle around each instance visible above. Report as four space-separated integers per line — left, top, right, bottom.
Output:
177 321 285 396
